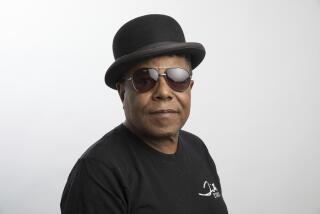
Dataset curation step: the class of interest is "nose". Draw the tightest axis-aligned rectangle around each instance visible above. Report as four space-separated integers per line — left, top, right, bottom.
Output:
152 74 173 101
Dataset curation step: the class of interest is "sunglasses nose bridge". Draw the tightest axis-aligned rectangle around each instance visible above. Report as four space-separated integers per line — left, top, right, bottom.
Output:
148 68 164 81
153 72 173 94
158 73 167 78
151 69 167 81
157 70 173 86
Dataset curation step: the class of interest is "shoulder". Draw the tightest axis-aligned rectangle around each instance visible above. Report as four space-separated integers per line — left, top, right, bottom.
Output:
179 129 210 154
179 129 219 173
79 124 130 167
180 129 204 143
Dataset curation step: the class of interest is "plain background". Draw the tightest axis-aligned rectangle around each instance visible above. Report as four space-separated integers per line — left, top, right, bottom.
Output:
1 0 319 213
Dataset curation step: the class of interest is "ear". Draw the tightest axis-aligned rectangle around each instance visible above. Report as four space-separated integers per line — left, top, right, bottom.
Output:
116 82 125 102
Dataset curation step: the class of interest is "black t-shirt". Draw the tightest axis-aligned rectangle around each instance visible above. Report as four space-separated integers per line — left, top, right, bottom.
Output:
60 124 228 214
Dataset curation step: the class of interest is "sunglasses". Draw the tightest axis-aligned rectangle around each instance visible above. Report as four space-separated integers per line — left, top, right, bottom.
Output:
125 67 192 93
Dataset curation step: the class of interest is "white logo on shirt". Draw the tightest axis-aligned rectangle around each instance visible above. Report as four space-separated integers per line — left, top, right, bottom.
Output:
198 180 221 198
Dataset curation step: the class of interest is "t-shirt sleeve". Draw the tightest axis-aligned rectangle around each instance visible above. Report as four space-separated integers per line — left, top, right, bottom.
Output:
60 158 129 214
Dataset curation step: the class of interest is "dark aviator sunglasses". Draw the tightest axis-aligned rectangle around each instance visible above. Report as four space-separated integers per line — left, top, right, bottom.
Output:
125 67 192 93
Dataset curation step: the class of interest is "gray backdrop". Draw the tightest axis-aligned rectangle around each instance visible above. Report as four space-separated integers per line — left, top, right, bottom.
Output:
1 0 319 213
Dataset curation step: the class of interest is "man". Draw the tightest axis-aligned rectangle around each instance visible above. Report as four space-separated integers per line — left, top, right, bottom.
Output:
60 14 228 214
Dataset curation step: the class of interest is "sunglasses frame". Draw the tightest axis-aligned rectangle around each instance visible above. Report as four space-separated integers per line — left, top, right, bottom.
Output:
126 67 193 93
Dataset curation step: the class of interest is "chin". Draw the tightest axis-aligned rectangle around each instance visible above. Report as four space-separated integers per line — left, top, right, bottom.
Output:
144 124 180 139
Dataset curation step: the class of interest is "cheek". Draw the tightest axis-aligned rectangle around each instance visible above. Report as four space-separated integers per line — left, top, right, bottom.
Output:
122 92 133 119
123 93 149 119
179 92 191 110
178 93 192 122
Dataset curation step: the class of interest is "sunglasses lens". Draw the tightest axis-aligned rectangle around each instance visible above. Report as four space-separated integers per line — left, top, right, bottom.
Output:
166 68 191 91
132 69 157 92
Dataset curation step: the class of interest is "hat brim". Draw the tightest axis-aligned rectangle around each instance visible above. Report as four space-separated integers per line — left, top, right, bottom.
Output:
105 41 206 89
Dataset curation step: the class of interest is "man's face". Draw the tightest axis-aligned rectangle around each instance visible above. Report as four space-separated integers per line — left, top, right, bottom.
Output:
118 55 194 139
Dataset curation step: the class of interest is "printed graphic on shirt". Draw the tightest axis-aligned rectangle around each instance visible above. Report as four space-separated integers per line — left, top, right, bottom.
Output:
198 180 221 198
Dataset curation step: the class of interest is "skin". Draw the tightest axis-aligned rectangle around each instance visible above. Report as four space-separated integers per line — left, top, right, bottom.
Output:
116 55 193 154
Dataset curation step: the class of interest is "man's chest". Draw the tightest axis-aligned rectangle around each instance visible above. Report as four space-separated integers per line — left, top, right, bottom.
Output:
127 157 228 214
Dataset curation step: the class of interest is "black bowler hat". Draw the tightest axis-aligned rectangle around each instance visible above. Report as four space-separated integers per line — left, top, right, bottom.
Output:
105 14 206 89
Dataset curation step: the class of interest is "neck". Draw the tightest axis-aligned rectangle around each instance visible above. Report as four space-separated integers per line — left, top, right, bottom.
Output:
123 121 179 154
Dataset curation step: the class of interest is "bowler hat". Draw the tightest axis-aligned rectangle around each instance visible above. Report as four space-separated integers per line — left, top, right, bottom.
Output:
105 14 206 89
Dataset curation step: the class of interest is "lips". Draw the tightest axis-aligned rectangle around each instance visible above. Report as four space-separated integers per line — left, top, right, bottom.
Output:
150 109 178 114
